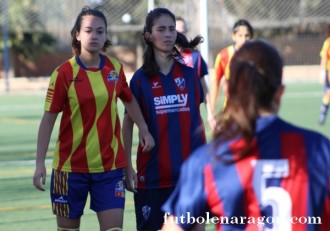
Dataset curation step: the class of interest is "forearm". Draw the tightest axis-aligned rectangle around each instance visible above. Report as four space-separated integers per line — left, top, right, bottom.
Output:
209 79 220 116
122 114 134 167
36 112 57 166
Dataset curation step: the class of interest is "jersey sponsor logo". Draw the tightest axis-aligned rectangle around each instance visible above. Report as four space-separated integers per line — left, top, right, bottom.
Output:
54 195 68 204
154 94 188 109
142 205 151 220
107 70 118 82
174 77 186 91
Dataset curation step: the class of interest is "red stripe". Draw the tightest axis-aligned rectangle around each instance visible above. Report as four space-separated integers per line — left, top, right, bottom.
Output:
135 79 148 188
173 63 191 161
57 96 73 171
231 139 260 231
280 133 308 231
70 69 94 172
320 193 330 231
204 164 224 231
113 116 127 168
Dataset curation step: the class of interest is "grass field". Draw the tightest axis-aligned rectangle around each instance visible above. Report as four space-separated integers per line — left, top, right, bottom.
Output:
0 80 328 230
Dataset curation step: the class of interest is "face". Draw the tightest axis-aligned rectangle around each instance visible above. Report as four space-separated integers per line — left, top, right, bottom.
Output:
76 15 107 55
149 14 177 53
175 19 187 34
232 26 252 50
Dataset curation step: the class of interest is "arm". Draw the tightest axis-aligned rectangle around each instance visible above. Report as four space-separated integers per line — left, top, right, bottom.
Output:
200 78 216 131
33 111 58 191
209 53 223 125
122 113 137 192
122 96 155 153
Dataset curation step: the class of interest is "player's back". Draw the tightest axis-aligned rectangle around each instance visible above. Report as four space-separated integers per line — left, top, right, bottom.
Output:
201 115 330 230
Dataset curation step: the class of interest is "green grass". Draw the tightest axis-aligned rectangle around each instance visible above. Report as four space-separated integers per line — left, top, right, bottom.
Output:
0 81 328 230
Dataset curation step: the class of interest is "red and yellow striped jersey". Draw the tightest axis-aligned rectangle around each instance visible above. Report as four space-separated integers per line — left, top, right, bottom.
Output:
45 54 132 173
213 45 235 83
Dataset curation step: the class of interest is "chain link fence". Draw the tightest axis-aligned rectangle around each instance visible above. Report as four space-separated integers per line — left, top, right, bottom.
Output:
1 0 330 77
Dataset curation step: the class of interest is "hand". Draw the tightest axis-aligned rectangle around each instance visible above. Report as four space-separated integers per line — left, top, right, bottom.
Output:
207 114 217 132
33 164 47 191
138 129 155 152
124 166 137 193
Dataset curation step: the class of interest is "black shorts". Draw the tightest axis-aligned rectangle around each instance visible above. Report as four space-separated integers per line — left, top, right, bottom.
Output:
134 187 175 230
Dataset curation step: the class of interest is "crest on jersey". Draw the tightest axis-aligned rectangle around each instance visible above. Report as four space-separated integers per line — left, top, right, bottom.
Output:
107 70 118 82
174 77 185 91
114 180 125 198
142 205 151 220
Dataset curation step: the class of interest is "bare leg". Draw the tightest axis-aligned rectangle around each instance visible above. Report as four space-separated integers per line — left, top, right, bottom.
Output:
97 208 124 231
56 215 80 230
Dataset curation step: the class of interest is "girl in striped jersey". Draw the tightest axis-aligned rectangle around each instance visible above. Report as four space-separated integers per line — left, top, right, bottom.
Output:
33 6 154 231
122 7 206 231
209 19 254 131
162 40 330 231
318 25 330 125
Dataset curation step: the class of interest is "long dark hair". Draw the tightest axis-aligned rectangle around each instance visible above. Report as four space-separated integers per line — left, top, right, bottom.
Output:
70 6 112 55
214 40 283 159
233 19 254 38
142 7 204 77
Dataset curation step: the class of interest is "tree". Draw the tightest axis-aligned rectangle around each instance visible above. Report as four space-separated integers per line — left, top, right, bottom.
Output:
1 0 56 61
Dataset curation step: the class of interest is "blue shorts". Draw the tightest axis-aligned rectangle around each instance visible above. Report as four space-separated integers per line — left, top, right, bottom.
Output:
50 168 125 218
134 187 174 230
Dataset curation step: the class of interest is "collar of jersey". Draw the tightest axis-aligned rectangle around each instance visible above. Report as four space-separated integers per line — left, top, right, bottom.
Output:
75 54 105 71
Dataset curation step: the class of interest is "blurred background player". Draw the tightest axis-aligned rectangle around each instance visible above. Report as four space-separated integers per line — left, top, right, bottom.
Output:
122 7 206 231
209 19 254 129
32 6 154 231
318 24 330 125
162 40 330 231
175 16 215 129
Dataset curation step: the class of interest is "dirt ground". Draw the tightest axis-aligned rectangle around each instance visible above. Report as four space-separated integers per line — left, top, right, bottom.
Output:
0 65 321 93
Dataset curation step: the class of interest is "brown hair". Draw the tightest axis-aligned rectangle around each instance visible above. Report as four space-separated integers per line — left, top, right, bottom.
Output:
142 8 204 77
70 6 111 55
214 40 283 159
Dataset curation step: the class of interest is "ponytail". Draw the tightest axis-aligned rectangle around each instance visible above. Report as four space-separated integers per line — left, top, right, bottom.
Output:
213 40 283 162
214 61 260 143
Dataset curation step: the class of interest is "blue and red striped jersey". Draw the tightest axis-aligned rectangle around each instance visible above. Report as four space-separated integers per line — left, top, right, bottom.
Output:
163 115 330 231
130 61 206 189
179 49 208 78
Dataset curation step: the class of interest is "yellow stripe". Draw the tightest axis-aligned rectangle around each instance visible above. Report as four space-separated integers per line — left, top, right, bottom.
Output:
44 71 59 111
86 71 107 170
